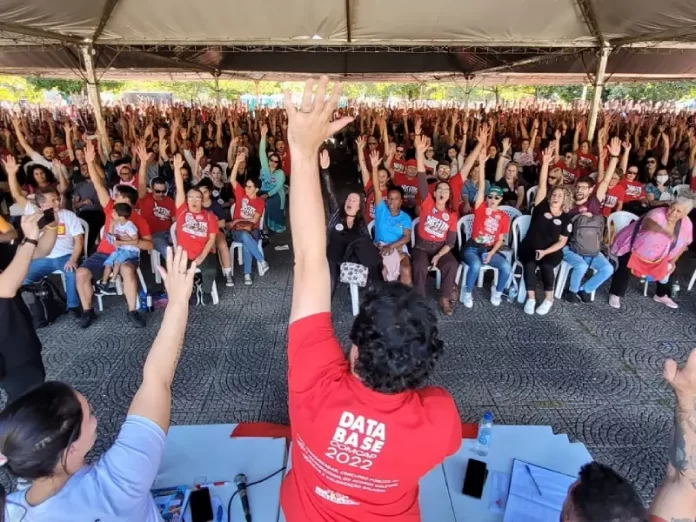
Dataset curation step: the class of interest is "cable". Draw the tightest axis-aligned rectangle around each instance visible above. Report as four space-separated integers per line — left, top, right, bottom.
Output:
227 466 287 522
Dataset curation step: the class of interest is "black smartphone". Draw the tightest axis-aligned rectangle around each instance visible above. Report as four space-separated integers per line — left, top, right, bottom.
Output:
462 458 488 499
189 487 214 522
37 209 55 229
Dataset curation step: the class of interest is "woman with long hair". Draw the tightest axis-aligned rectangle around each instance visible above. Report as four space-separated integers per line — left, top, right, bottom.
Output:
259 124 286 233
495 137 525 210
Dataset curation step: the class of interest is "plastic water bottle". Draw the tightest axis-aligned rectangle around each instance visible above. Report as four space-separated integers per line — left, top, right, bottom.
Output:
475 411 493 457
671 280 680 300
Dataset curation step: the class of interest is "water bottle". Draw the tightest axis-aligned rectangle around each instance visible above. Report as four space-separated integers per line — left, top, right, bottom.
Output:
671 280 680 300
474 411 494 457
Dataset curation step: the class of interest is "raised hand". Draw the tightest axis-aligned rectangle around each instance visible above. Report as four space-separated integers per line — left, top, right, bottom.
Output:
1 155 19 177
541 143 555 165
173 153 184 171
319 149 330 170
84 141 96 164
414 134 428 155
158 246 197 304
234 151 245 166
476 123 489 143
608 136 621 157
260 123 268 137
195 146 204 161
501 137 511 154
136 140 150 163
20 212 43 240
356 135 366 150
369 149 380 168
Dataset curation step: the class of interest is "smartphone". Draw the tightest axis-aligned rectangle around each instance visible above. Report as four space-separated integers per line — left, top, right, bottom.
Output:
188 487 214 522
462 458 488 499
37 209 55 229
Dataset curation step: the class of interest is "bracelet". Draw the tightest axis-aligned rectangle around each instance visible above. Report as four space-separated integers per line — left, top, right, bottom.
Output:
609 155 620 159
21 238 38 247
44 225 58 230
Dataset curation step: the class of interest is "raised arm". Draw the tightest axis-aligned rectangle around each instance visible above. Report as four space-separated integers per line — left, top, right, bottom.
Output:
11 116 36 158
474 147 488 209
460 123 489 183
84 141 112 209
259 124 269 172
495 137 511 182
650 348 696 520
128 246 195 432
52 158 69 197
660 131 670 167
136 141 149 200
319 149 340 215
535 143 555 206
573 120 581 152
620 139 631 175
286 77 353 323
369 149 383 203
356 135 370 187
229 151 244 190
173 153 186 208
63 122 76 163
2 155 27 207
596 137 621 202
528 118 539 153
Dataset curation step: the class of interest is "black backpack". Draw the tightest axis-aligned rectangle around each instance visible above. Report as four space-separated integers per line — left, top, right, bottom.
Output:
569 214 605 256
19 279 66 329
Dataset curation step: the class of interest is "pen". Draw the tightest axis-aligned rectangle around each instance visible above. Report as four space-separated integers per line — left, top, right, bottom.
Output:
525 465 543 497
194 481 232 490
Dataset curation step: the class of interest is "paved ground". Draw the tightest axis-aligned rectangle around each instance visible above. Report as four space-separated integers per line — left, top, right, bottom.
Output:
3 159 695 506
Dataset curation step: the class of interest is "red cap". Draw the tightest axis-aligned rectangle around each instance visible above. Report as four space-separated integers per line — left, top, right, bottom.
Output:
406 159 417 167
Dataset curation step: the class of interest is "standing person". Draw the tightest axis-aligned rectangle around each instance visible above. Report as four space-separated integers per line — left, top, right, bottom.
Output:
259 124 286 233
519 144 571 316
0 246 196 521
228 151 270 285
495 138 525 210
0 213 57 404
280 77 460 522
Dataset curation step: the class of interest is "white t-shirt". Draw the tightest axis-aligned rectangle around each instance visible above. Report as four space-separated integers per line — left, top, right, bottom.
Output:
111 220 140 253
5 416 166 522
23 204 84 259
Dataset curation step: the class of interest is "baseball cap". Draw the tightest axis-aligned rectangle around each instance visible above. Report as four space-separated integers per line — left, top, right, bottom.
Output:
488 185 504 197
406 159 417 167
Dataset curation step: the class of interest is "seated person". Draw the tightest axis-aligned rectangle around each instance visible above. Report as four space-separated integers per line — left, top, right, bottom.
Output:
0 246 195 521
197 177 233 287
0 213 17 270
646 169 674 207
228 151 270 286
608 195 693 309
259 125 286 233
461 152 512 309
388 157 419 218
619 164 650 215
412 135 459 316
561 139 620 303
356 135 389 224
519 143 571 316
172 154 219 305
77 142 152 329
460 156 491 216
99 203 140 290
5 155 85 317
367 150 412 285
495 138 525 210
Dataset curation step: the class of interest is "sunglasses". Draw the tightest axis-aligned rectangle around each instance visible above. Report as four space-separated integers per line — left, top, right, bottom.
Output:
269 158 279 164
647 160 657 164
487 195 502 200
153 189 167 194
628 170 638 175
396 149 404 153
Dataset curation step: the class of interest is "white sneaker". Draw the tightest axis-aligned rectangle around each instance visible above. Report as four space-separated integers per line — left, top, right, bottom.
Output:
258 261 270 277
524 298 536 315
244 274 252 285
536 300 553 316
609 294 621 309
461 291 473 309
490 290 502 307
654 294 678 309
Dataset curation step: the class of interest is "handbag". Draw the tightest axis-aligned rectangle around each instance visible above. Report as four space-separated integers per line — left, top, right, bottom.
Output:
626 215 681 280
340 262 369 288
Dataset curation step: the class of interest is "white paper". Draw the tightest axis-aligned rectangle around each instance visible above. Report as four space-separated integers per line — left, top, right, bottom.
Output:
503 460 576 522
274 244 290 251
488 471 510 514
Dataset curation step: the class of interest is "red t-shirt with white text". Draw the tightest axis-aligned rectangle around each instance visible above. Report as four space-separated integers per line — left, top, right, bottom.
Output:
97 200 151 255
232 184 265 227
391 158 407 176
417 193 457 242
576 152 597 176
555 160 581 186
601 184 625 217
139 193 176 234
620 179 644 203
175 203 218 260
392 172 419 206
281 313 460 522
470 203 510 248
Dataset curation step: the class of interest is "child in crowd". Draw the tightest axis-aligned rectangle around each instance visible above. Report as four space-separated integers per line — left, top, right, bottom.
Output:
100 203 140 289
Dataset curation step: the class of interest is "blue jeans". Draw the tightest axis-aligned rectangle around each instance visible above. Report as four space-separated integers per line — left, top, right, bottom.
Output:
562 247 614 293
24 254 79 308
104 248 140 267
462 245 511 293
152 230 170 259
232 229 264 274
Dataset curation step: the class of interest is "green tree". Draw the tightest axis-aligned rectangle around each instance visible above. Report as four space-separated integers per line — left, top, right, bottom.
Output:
25 77 84 96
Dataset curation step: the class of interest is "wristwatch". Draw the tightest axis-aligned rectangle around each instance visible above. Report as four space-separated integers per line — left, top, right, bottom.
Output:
21 238 39 247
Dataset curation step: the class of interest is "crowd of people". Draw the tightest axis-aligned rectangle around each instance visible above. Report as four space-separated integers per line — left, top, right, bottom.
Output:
0 80 694 521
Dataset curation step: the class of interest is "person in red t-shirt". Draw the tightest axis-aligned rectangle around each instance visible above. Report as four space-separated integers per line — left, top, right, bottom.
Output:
600 170 625 217
280 78 460 522
356 136 389 223
412 136 459 316
228 151 270 285
460 144 512 309
276 138 291 179
619 165 650 215
573 121 599 177
76 141 153 329
173 153 219 305
390 157 419 218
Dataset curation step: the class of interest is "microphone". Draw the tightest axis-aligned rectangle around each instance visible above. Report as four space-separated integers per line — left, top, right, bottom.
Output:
234 473 252 522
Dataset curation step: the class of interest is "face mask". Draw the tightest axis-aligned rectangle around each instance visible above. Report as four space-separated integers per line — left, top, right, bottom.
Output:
656 175 669 184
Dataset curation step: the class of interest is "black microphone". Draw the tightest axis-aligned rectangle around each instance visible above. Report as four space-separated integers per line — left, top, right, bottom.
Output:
234 473 252 522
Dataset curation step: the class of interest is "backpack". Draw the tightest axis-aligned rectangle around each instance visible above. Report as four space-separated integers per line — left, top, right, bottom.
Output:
19 279 66 329
569 214 605 256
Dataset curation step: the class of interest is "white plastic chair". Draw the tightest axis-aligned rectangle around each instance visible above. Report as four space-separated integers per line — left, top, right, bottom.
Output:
172 222 219 304
457 214 504 303
510 215 531 303
689 268 696 292
499 205 523 223
411 217 463 291
95 226 151 311
53 218 89 294
229 205 266 277
526 186 538 210
367 221 375 240
150 225 174 285
554 262 597 301
672 184 691 198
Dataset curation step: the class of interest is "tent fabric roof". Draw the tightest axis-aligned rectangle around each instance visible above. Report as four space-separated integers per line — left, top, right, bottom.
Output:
1 0 696 81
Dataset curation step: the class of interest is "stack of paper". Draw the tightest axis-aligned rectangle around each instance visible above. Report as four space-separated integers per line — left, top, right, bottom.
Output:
503 460 577 522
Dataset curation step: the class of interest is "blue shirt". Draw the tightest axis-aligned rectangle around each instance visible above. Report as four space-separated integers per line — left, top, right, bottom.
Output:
462 180 491 206
374 200 412 244
6 415 166 522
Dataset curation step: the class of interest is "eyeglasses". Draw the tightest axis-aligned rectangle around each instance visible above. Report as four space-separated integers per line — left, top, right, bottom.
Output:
628 170 638 175
269 158 279 164
153 189 167 194
435 187 451 193
396 149 404 153
647 159 657 164
487 195 502 200
368 141 378 145
187 195 202 200
426 149 434 153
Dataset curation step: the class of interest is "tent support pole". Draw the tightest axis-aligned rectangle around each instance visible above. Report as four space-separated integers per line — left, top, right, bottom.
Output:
214 71 221 108
81 46 109 151
587 46 610 145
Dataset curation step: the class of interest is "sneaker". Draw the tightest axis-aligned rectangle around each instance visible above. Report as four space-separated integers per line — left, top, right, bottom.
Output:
258 261 270 277
126 310 146 328
524 298 536 315
68 306 82 319
490 290 502 307
201 292 214 306
653 294 678 309
578 290 592 304
609 294 621 309
461 291 473 309
564 291 580 303
224 271 234 287
79 309 96 329
536 300 553 316
96 281 117 296
244 274 252 285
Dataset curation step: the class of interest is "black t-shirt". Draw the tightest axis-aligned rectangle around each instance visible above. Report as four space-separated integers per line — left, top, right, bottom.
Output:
495 180 519 206
0 294 42 374
519 199 572 265
211 183 232 207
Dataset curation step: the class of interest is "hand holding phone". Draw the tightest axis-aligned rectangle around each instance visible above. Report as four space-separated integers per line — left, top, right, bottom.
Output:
37 209 55 229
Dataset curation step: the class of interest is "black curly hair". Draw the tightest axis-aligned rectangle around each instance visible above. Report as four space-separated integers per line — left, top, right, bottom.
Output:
349 282 444 394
